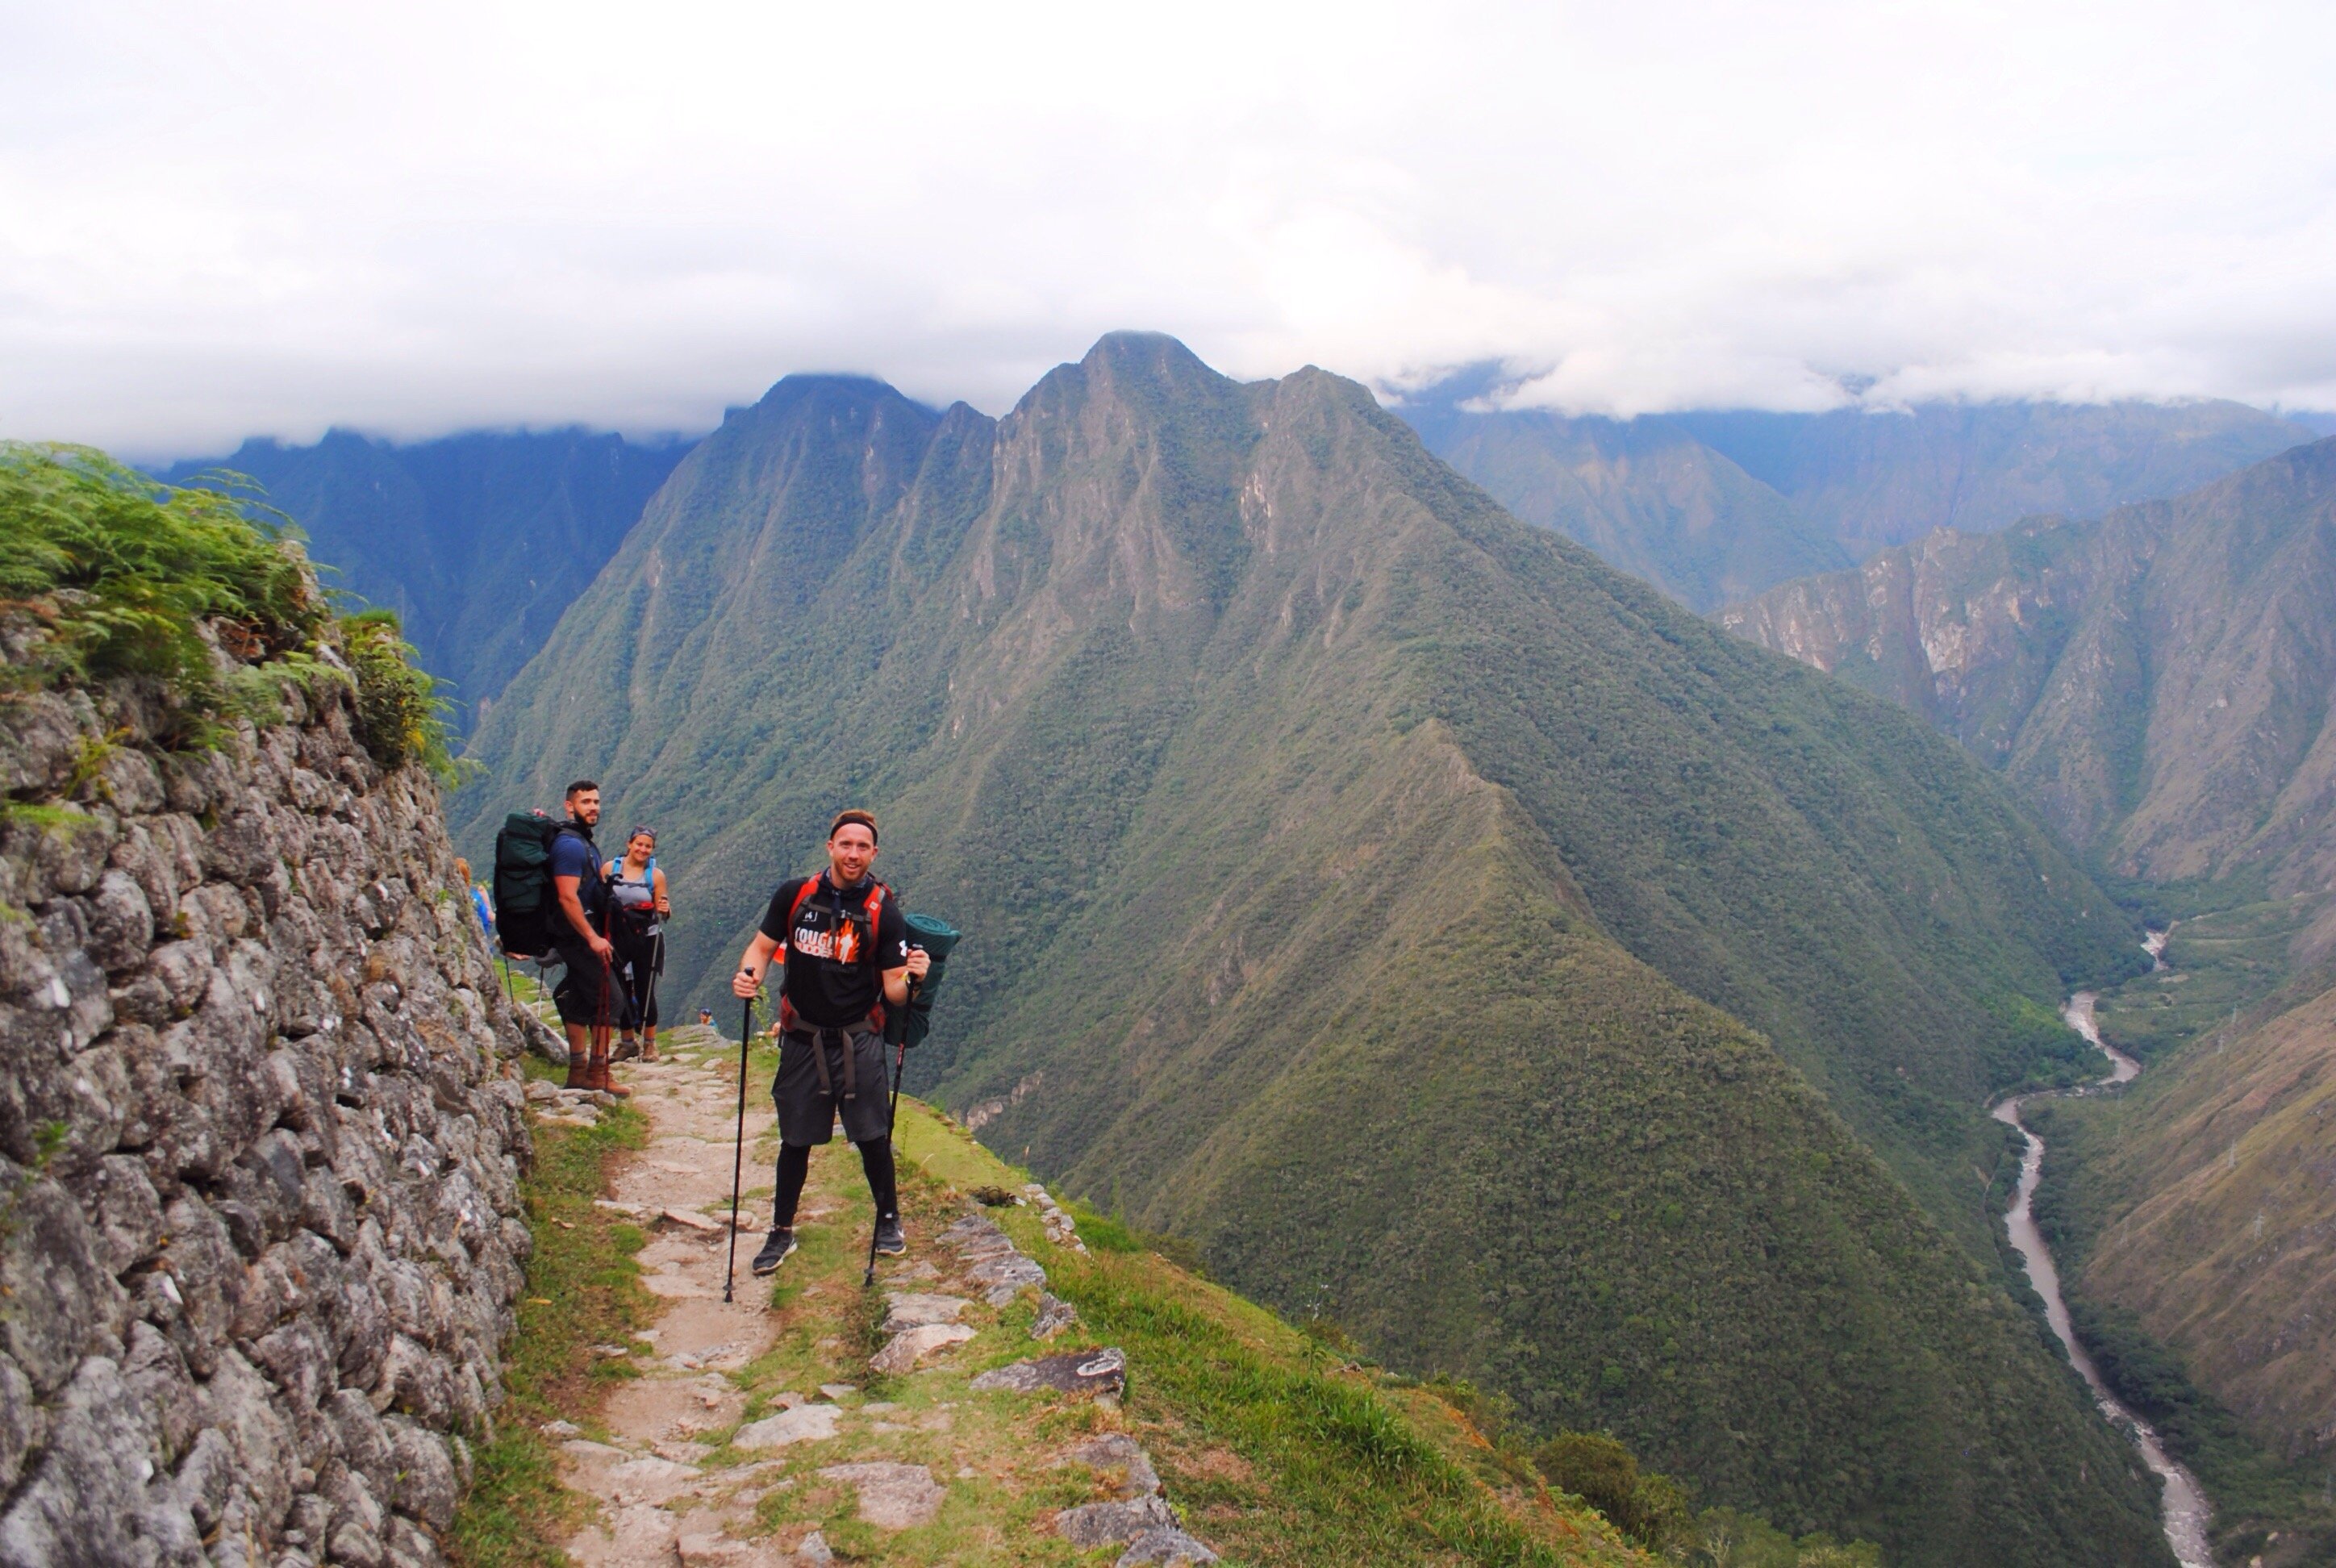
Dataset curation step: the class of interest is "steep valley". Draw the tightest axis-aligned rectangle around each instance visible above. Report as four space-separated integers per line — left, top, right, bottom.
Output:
1719 436 2336 890
453 334 2171 1562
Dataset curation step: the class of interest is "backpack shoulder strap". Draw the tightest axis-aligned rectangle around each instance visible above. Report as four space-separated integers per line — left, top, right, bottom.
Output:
786 874 824 927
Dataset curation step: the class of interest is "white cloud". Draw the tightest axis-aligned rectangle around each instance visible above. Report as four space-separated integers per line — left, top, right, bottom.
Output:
5 0 2334 457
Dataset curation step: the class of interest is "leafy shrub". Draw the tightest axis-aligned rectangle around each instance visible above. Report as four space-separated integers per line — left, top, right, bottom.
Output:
1692 1508 1887 1566
1532 1429 1693 1550
0 443 321 694
342 609 462 782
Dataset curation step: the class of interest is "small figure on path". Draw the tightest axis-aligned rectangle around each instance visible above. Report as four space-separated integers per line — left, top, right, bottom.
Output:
731 810 929 1273
605 824 671 1063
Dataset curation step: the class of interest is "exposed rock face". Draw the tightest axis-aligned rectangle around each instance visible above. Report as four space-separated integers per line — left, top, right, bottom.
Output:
0 678 534 1566
1722 436 2336 886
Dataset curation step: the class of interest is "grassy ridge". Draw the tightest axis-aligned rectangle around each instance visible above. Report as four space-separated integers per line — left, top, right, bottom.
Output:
896 1099 1650 1566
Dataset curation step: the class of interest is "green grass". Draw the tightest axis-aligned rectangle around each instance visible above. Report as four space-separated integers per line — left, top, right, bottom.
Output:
2092 894 2328 1061
895 1102 1644 1566
448 1067 651 1567
0 441 322 699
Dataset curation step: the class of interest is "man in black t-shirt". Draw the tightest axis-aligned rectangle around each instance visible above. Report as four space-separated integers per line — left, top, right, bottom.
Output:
731 809 929 1273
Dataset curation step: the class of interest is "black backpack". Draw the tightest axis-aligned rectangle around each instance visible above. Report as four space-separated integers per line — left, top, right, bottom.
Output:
493 811 594 957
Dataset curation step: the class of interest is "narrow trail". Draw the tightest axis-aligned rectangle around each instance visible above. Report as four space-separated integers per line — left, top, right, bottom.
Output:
543 1026 1218 1567
1992 934 2214 1568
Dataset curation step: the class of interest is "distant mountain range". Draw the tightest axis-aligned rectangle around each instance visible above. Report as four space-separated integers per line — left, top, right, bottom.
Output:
164 428 692 727
1405 385 2314 610
448 335 2167 1565
1720 436 2336 889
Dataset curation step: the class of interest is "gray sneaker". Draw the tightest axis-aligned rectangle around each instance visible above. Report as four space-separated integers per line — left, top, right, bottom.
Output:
873 1217 907 1257
750 1227 799 1275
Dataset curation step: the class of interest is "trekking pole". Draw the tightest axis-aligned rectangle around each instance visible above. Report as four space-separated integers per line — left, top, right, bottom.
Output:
640 929 665 1057
863 977 919 1290
723 995 754 1304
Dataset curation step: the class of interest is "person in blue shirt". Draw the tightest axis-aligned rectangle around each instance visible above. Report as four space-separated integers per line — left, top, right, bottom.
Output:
549 780 629 1098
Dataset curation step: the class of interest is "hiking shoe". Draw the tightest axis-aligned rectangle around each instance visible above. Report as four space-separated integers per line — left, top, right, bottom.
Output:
611 1033 641 1062
874 1218 907 1257
750 1227 799 1275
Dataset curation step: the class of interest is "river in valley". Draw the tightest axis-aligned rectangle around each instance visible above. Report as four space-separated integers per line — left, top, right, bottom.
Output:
1992 932 2215 1566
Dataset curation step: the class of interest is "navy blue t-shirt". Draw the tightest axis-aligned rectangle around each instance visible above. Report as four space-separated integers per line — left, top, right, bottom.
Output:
548 824 606 941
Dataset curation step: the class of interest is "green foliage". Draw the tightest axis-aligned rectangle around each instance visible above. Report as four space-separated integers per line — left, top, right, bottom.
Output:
163 429 689 730
340 608 465 782
1534 1431 1695 1552
0 442 322 695
2028 1088 2336 1566
2091 893 2326 1061
1691 1508 1887 1568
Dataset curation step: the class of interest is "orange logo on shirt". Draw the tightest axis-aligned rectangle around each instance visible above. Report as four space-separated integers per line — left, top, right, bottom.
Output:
792 916 861 964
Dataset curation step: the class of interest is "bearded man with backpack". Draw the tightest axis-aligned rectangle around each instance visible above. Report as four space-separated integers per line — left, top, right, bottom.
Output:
545 780 632 1098
731 810 929 1273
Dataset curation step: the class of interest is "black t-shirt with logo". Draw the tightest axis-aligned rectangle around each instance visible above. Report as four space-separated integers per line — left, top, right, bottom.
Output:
757 873 909 1028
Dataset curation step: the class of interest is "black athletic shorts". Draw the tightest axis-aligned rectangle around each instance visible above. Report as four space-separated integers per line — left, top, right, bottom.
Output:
551 940 614 1028
771 1023 890 1146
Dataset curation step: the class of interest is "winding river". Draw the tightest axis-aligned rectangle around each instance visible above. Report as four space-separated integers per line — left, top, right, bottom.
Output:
1992 932 2215 1566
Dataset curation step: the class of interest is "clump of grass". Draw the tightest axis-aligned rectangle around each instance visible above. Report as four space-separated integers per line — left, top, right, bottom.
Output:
0 443 322 696
448 1074 651 1568
0 443 466 781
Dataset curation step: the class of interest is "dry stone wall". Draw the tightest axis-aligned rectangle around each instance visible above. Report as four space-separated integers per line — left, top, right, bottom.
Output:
0 675 536 1568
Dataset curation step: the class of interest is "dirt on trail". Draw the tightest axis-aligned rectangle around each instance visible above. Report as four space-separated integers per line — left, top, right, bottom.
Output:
544 1027 1216 1568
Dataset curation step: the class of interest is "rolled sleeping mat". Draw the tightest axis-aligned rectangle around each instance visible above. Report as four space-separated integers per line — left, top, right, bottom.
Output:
895 911 961 1046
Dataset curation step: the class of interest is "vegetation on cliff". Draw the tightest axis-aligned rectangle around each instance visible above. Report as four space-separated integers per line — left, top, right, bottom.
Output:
163 427 691 729
0 441 458 778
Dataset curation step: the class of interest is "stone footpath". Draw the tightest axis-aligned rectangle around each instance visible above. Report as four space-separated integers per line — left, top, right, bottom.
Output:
550 1035 1216 1566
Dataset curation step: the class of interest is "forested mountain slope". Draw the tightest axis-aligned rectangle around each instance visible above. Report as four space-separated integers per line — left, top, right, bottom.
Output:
165 428 691 726
1721 437 2336 888
1673 399 2314 557
2071 961 2336 1467
1402 400 1850 610
455 336 2167 1564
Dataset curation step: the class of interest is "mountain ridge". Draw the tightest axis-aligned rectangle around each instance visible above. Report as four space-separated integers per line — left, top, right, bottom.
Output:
453 332 2167 1563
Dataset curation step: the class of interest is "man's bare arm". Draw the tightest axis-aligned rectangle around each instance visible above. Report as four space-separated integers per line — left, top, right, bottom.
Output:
732 932 782 999
881 948 933 1007
555 874 611 958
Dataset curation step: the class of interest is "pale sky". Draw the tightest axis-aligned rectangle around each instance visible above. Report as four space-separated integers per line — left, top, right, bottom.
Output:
7 1 2336 458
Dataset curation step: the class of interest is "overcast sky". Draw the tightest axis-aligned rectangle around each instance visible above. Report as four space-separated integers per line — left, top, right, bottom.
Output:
7 2 2336 458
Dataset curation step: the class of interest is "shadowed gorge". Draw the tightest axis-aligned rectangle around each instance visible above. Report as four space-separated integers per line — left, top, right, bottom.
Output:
453 334 2171 1563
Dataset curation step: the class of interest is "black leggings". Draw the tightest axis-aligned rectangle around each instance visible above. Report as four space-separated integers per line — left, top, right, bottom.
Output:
774 1138 896 1228
612 932 661 1031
